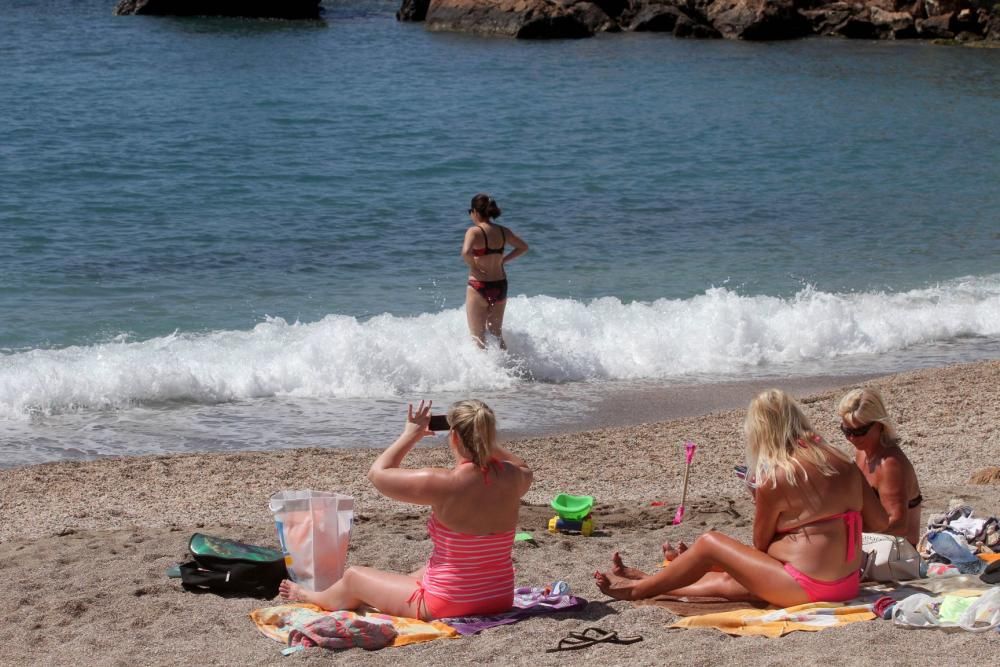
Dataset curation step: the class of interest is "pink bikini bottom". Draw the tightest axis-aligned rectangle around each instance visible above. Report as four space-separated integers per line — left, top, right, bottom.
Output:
783 563 860 602
408 585 513 619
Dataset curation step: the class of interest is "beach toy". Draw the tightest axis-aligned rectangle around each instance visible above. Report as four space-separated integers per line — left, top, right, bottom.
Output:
548 493 595 536
515 532 539 548
672 442 697 525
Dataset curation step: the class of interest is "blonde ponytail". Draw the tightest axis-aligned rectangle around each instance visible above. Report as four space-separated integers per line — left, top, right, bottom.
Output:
447 399 497 468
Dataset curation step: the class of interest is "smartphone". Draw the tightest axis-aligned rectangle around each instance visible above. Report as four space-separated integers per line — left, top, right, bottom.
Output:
428 415 450 431
734 465 748 480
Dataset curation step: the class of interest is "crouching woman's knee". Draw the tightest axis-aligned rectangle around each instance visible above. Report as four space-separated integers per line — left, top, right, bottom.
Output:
693 531 728 552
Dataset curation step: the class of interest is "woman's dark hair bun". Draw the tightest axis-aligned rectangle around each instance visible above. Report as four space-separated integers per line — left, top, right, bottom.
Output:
470 193 501 220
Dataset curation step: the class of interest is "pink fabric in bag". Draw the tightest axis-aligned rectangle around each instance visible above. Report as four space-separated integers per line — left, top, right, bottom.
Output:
270 490 354 592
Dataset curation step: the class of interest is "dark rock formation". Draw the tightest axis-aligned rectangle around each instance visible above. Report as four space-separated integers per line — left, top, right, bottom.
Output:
953 6 990 32
722 0 810 38
988 5 1000 38
923 0 971 18
869 6 918 37
114 0 322 19
916 6 991 35
402 0 1000 41
917 11 957 35
801 2 855 34
627 3 687 31
673 13 723 35
397 0 431 21
834 9 883 38
423 0 613 38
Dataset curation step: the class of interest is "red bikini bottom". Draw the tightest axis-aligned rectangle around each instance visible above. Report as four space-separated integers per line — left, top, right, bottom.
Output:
468 278 508 307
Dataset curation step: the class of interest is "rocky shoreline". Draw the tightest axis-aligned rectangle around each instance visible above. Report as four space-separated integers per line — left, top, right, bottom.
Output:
397 0 1000 42
113 0 1000 44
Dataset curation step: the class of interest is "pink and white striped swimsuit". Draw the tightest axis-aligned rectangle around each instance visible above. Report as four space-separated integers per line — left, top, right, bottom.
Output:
417 512 515 617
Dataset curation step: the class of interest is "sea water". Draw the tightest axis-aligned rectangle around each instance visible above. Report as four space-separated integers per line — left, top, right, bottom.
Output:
1 0 998 466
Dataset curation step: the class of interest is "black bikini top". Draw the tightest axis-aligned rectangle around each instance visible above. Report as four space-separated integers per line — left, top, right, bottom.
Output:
873 487 924 509
472 226 505 257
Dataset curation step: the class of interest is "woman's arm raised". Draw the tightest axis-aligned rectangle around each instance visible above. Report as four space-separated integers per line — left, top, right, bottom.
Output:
367 401 452 506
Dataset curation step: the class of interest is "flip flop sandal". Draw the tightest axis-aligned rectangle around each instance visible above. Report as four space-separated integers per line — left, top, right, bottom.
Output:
545 627 644 652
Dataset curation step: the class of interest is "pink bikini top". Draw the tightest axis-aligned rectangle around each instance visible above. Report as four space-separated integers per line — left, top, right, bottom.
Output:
777 510 862 562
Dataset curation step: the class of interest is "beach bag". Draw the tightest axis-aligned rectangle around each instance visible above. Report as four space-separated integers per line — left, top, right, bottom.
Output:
861 533 922 582
179 533 288 598
270 490 354 593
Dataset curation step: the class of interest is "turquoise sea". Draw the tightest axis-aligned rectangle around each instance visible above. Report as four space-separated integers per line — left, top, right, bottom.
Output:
2 0 999 465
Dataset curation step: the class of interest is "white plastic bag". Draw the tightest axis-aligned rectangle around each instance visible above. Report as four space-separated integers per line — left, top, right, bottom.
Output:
893 589 1000 632
269 490 354 593
893 593 941 628
958 587 1000 632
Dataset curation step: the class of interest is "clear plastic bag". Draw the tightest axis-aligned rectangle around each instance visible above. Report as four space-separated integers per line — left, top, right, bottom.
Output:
893 588 1000 632
958 587 1000 632
269 490 354 592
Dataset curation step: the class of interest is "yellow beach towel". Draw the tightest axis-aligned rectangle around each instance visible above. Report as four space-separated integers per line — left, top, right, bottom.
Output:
251 603 459 648
671 601 875 638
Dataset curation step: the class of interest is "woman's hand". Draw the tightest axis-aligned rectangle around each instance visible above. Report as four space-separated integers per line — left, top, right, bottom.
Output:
368 399 451 506
402 400 434 441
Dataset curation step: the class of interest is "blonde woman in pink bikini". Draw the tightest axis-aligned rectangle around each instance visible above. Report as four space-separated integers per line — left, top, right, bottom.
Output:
596 390 888 606
279 399 532 619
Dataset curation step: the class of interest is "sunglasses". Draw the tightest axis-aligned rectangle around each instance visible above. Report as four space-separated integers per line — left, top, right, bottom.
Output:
840 422 876 438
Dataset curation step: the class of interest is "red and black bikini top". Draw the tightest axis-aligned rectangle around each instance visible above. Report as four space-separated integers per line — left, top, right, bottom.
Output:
472 226 505 257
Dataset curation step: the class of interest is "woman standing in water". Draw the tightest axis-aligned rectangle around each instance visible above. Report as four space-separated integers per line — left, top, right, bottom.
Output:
462 193 528 349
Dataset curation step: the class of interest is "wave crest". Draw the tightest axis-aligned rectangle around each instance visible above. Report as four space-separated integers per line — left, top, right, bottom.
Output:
2 276 998 418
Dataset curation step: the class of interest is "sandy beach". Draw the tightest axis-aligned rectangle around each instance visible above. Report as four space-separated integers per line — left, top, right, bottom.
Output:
1 360 999 665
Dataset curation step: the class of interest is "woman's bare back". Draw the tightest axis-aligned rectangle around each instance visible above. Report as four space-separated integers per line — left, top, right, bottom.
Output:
765 457 864 580
431 461 527 535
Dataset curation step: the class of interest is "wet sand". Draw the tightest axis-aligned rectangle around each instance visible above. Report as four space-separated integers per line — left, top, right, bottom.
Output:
1 360 998 665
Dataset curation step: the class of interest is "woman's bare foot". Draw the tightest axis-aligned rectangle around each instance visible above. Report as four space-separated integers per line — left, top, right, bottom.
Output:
661 540 689 562
611 551 649 580
594 570 638 601
278 579 313 604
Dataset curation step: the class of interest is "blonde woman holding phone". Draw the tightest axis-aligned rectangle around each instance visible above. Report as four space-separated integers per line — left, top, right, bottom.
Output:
279 399 532 619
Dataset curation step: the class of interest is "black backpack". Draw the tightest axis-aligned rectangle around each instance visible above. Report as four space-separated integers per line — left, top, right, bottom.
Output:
179 533 288 598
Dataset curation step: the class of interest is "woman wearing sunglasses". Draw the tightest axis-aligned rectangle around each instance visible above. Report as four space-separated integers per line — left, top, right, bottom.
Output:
461 193 529 350
838 388 922 546
594 390 887 607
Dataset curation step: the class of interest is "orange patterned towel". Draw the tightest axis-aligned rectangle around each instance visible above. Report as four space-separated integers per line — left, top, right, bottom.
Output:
671 601 876 638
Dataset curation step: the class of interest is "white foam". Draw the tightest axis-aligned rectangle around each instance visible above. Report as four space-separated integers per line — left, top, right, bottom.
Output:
1 275 998 419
